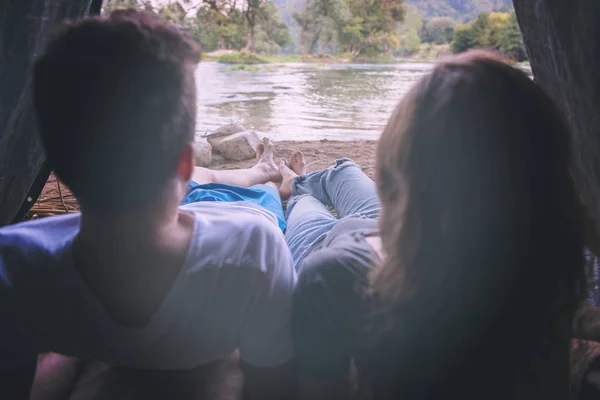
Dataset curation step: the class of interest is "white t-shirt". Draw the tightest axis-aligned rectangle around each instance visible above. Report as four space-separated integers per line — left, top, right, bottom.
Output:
0 201 296 370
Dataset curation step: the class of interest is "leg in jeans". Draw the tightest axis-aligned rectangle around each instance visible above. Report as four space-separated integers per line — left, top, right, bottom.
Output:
285 194 338 268
290 158 380 219
279 154 380 268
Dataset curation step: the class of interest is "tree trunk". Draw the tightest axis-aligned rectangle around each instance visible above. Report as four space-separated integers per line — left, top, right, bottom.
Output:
299 27 307 56
0 0 101 226
245 25 255 52
319 40 327 55
308 26 323 55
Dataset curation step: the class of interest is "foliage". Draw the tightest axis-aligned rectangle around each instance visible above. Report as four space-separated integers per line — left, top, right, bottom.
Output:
102 0 153 14
339 0 406 56
450 11 527 61
98 0 524 61
401 29 421 54
292 0 349 55
291 0 405 57
194 5 248 52
499 12 527 61
421 17 456 44
260 3 292 49
451 22 477 53
102 0 289 55
471 12 490 47
217 53 267 64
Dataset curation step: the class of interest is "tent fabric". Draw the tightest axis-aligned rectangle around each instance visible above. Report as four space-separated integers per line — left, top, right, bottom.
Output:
0 0 102 227
514 1 600 239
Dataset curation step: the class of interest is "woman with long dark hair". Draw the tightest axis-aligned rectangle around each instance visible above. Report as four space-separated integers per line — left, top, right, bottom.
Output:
282 50 586 399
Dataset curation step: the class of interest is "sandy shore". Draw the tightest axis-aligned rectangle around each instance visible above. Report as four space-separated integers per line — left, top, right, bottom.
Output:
27 140 377 218
211 140 378 178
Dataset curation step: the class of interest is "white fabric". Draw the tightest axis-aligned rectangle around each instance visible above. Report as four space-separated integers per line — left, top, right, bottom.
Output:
0 202 296 370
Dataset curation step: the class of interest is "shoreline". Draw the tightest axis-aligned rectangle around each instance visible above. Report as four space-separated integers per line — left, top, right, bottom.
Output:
211 139 377 177
204 55 438 65
26 140 377 219
202 50 531 69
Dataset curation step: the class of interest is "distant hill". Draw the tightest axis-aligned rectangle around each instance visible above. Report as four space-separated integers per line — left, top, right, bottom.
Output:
407 0 514 22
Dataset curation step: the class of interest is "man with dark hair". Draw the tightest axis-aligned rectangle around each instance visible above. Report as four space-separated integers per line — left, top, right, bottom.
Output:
0 10 296 399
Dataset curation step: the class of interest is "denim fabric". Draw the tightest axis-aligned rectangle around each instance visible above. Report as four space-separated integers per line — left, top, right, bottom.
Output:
285 158 381 268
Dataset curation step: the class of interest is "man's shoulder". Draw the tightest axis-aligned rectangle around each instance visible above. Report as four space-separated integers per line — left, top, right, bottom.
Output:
184 203 293 276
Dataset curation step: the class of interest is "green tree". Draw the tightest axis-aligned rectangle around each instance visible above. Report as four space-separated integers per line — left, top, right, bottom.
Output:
256 2 291 53
499 12 527 60
471 12 490 47
158 2 187 25
339 16 364 56
244 0 265 52
293 0 348 55
103 0 152 14
451 22 477 53
421 16 456 44
194 3 248 51
338 0 406 56
402 28 421 54
487 12 510 48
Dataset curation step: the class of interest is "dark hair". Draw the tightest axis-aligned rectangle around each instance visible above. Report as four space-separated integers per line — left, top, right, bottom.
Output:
33 10 201 214
368 51 585 399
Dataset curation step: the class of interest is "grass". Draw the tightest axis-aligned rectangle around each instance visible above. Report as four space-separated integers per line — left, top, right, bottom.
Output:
203 50 444 66
217 53 267 64
261 54 304 63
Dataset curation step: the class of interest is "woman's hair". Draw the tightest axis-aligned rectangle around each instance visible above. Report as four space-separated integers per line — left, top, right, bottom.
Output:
368 51 585 399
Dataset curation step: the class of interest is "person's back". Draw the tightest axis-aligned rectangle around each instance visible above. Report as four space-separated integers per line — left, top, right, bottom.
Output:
0 10 296 399
364 51 585 399
288 51 586 400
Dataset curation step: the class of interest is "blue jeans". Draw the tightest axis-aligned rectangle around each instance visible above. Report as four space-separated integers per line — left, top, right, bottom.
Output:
285 158 381 269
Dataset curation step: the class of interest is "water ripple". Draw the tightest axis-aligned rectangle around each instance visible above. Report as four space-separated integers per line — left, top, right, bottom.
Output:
195 62 433 141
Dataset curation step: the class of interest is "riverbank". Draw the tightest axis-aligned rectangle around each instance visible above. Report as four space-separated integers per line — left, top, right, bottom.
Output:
202 49 531 73
204 45 451 65
26 140 378 219
212 139 377 177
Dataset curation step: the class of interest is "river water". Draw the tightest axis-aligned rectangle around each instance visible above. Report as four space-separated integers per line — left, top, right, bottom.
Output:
195 62 435 141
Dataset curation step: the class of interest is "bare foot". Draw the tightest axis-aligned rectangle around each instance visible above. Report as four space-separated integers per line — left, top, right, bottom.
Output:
289 151 307 175
255 138 281 182
278 158 298 201
255 142 265 161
